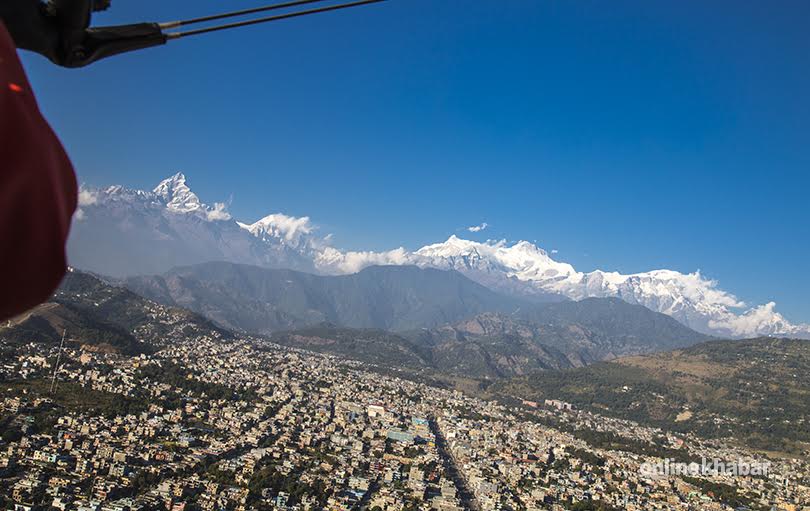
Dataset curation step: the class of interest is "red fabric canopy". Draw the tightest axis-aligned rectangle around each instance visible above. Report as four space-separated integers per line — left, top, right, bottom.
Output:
0 21 77 320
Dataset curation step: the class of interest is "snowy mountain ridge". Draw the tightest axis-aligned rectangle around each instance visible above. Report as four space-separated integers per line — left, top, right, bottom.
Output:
69 173 810 339
317 235 808 338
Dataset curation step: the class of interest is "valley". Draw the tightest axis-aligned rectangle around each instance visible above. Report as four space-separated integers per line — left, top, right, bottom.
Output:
2 271 807 510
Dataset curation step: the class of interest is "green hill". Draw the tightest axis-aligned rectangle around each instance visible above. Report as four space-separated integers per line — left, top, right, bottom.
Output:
495 337 810 453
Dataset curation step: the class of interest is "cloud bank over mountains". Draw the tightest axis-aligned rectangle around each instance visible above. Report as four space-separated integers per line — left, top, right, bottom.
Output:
69 173 810 339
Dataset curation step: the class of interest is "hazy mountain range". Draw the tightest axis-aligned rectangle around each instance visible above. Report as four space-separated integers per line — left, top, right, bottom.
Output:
125 261 708 372
4 267 707 380
69 173 810 339
126 263 526 334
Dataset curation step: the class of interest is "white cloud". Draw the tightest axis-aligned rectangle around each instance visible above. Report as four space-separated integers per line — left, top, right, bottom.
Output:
78 188 98 207
206 202 232 222
467 222 489 233
315 246 416 274
74 188 100 222
708 302 810 338
277 215 314 241
251 214 315 242
551 249 559 254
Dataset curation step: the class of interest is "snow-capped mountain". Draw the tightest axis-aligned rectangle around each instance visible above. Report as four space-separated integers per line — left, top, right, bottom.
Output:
404 237 809 338
68 173 318 277
315 235 810 338
68 173 810 339
237 213 322 253
152 173 208 215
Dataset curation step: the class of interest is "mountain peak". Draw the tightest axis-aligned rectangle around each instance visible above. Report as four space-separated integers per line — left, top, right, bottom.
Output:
418 235 482 256
416 237 578 284
512 240 548 256
153 172 202 213
153 172 187 193
240 213 317 249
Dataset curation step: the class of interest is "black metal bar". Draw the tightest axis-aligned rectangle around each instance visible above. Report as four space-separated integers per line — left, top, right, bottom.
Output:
159 0 332 30
166 0 387 39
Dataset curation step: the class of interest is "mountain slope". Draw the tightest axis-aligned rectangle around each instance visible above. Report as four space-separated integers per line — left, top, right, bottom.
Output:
518 297 711 357
268 302 707 379
0 270 230 354
495 337 810 453
126 262 526 334
269 325 433 369
409 300 710 368
268 322 575 379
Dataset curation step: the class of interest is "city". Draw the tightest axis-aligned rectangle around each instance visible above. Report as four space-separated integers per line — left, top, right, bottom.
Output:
2 330 808 510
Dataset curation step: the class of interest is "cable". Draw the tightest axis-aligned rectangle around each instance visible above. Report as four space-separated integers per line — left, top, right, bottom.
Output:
166 0 387 40
159 0 332 30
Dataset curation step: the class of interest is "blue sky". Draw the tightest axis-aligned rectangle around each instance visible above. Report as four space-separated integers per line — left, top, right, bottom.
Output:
21 0 810 321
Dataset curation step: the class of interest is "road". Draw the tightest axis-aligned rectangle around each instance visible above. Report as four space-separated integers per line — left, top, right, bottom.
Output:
429 417 480 511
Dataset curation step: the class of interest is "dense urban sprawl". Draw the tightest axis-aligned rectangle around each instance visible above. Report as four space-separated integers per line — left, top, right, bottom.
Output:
1 329 809 511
